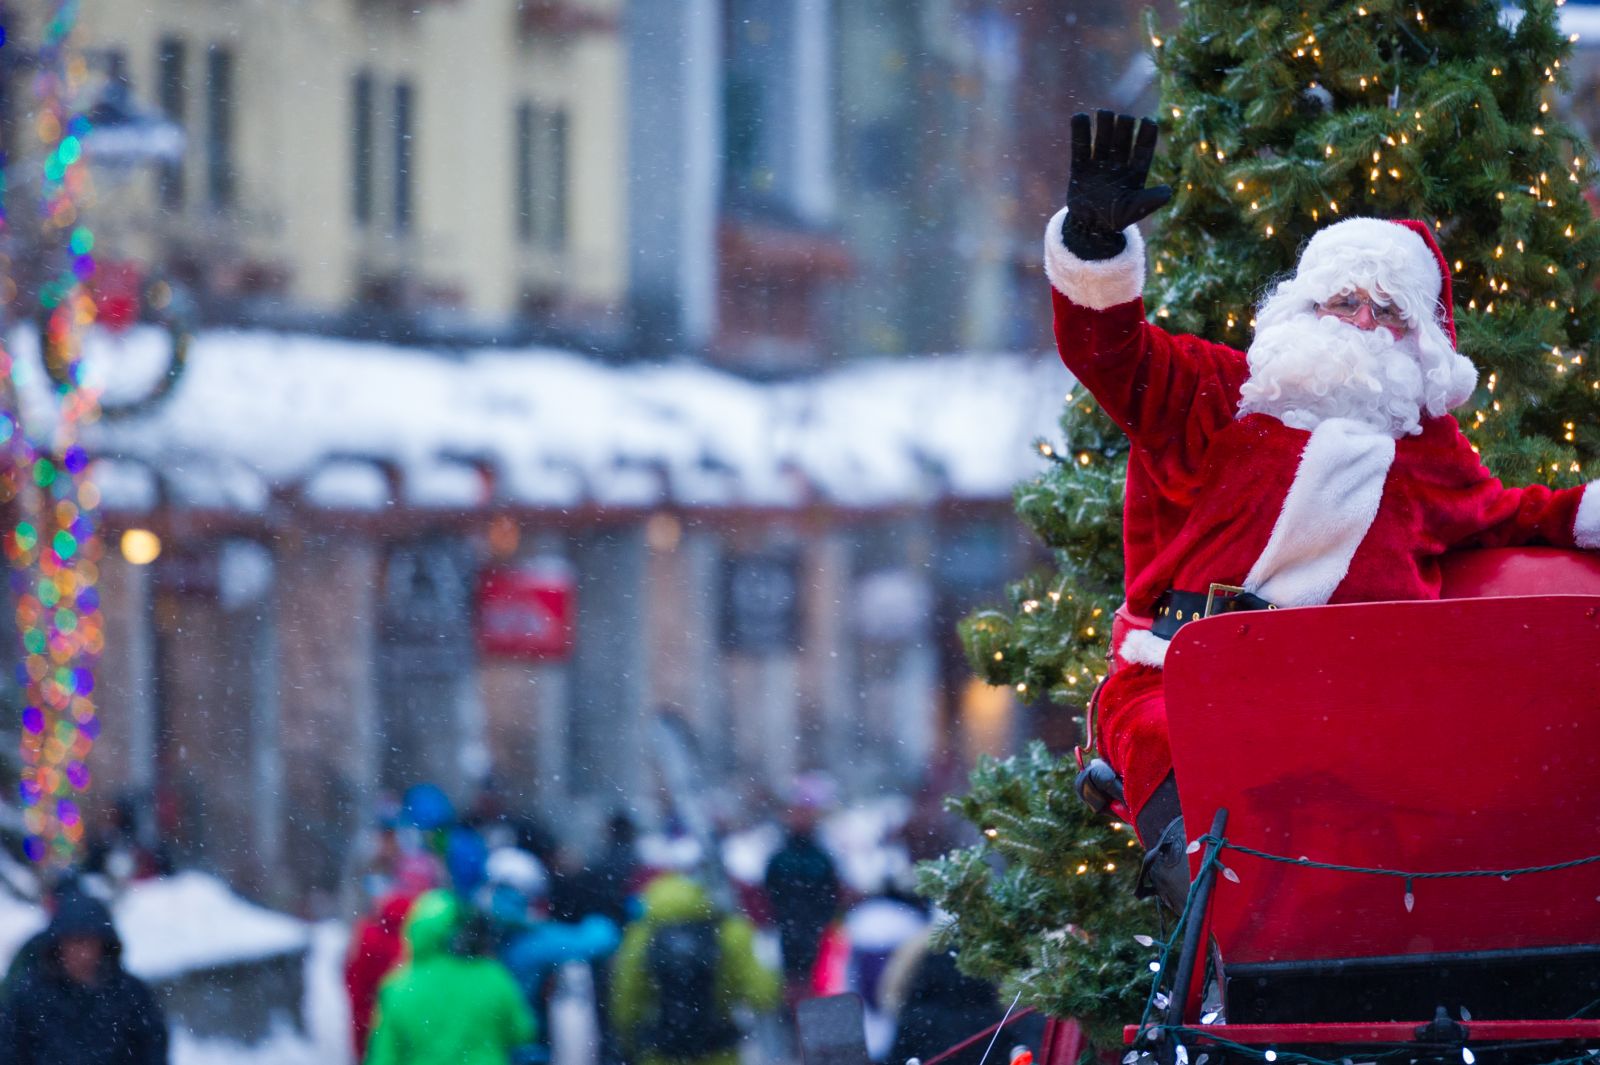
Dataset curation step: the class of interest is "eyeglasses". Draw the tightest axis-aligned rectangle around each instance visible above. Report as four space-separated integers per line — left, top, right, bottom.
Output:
1316 293 1409 329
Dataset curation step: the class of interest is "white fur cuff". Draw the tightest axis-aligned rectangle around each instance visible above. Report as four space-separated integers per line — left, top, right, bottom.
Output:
1576 482 1600 549
1118 628 1170 669
1043 206 1146 310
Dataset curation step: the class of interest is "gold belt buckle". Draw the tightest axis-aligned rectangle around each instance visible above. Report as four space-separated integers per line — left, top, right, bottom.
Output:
1204 582 1247 618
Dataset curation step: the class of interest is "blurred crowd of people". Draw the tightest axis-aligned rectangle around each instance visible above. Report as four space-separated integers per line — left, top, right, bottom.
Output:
0 769 1022 1065
344 775 1031 1065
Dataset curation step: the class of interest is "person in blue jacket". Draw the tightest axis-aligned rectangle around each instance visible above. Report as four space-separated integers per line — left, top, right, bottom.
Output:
479 846 621 1064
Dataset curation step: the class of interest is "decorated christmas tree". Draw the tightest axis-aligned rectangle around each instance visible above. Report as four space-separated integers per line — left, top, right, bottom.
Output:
923 0 1600 1042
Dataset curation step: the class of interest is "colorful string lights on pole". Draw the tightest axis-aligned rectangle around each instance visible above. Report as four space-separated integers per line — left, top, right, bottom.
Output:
1 0 108 865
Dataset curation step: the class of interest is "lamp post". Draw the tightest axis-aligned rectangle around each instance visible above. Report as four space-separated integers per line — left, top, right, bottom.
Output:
7 43 196 417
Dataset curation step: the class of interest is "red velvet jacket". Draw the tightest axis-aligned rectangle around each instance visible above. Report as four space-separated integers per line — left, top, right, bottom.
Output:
1044 213 1600 643
1054 287 1593 617
1043 209 1600 817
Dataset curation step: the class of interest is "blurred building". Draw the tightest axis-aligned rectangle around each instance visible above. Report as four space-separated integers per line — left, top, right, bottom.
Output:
28 0 1160 364
633 0 1160 369
52 0 627 344
1557 2 1600 153
25 0 1166 384
0 0 1168 909
69 333 1060 911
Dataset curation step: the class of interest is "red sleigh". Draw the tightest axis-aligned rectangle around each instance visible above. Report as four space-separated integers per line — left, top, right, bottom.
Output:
1119 546 1600 1062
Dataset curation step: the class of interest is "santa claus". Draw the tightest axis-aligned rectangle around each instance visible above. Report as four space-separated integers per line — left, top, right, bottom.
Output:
1049 111 1600 908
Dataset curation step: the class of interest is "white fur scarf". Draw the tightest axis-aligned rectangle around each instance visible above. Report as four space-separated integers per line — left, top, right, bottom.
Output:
1118 417 1395 669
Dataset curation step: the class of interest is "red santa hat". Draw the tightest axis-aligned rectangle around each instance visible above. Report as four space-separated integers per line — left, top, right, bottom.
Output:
1263 216 1477 410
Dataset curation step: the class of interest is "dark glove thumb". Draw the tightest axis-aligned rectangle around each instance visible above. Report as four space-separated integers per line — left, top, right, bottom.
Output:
1123 185 1174 227
1074 758 1125 814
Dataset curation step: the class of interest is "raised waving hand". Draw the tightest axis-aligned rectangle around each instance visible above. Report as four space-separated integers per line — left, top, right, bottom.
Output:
1062 110 1172 260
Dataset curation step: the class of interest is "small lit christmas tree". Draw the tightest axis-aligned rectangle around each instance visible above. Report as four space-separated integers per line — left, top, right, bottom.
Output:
923 0 1600 1041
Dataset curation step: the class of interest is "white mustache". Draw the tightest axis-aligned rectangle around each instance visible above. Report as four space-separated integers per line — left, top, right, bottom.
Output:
1239 312 1427 437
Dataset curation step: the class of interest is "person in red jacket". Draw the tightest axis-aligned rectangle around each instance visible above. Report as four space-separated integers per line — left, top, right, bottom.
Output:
1051 111 1600 909
344 891 416 1059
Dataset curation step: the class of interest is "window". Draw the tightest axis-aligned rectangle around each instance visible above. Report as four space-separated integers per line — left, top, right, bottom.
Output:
351 72 374 226
722 72 764 197
515 103 532 244
721 3 773 204
205 45 235 208
514 102 567 250
393 81 414 232
350 73 415 234
157 37 186 208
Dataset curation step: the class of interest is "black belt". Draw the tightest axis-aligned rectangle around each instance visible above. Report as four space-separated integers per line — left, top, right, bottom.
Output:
1151 584 1276 640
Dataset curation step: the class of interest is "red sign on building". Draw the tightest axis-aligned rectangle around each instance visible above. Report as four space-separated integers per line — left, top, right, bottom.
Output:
475 564 575 660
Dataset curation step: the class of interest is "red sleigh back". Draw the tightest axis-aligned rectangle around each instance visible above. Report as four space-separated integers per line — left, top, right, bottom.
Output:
1161 547 1600 972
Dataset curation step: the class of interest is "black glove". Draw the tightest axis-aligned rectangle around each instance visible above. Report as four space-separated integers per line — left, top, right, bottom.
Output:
1063 110 1172 260
1073 757 1125 815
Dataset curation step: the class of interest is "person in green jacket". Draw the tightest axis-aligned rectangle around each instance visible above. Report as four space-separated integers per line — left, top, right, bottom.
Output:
365 888 535 1065
610 873 780 1065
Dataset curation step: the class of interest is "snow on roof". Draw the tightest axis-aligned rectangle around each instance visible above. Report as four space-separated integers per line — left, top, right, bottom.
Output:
70 327 1068 514
0 890 45 970
116 871 309 981
0 871 309 984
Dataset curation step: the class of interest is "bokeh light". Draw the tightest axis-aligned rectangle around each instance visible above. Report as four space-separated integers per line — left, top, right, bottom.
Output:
120 528 162 565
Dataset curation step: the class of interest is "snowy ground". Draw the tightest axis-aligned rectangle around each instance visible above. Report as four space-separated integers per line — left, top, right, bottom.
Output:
171 927 615 1065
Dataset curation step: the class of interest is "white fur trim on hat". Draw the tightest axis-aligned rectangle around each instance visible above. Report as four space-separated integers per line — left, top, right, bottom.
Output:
1576 483 1600 549
1296 217 1441 308
1044 206 1146 310
1117 628 1170 669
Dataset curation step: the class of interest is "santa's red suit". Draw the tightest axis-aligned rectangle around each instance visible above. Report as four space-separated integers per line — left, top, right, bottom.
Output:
1044 208 1600 828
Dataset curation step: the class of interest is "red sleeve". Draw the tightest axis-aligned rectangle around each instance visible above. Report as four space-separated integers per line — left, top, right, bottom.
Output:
1041 208 1248 483
1051 287 1248 458
1423 421 1597 550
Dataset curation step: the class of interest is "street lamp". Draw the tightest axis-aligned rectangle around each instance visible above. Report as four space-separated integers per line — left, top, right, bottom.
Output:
80 77 186 169
26 58 196 418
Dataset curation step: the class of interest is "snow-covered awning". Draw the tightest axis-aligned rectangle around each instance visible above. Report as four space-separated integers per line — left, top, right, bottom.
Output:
57 327 1070 514
0 871 308 983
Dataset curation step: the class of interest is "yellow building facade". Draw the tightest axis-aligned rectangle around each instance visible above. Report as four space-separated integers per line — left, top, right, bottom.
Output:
75 0 625 330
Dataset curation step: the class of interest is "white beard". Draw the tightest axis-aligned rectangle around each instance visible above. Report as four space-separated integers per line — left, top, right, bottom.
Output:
1238 310 1429 437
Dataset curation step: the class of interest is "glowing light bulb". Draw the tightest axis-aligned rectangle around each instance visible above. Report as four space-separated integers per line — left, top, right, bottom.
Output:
119 529 161 566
